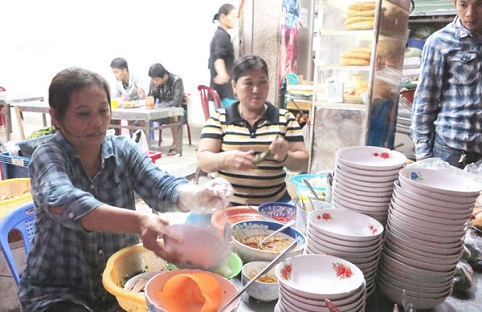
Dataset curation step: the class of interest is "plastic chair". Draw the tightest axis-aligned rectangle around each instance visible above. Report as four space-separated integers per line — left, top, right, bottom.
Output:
0 202 36 286
197 85 221 119
193 85 222 184
155 93 192 147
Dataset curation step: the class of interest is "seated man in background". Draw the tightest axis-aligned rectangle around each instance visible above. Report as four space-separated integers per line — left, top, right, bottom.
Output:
110 57 147 100
148 63 186 156
110 57 148 134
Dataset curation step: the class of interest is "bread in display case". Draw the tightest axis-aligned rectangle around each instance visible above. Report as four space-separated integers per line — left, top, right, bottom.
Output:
309 0 410 172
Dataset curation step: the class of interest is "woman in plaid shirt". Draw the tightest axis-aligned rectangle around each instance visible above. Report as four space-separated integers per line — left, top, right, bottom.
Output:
18 67 232 312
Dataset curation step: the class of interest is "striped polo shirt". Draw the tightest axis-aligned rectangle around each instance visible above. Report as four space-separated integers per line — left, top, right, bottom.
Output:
200 102 305 205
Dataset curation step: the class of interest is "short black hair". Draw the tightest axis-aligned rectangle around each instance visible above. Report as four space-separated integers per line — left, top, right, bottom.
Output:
148 63 168 79
232 55 269 83
110 57 128 71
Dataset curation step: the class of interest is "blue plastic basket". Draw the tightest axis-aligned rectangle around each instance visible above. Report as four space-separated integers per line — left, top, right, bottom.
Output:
16 134 54 158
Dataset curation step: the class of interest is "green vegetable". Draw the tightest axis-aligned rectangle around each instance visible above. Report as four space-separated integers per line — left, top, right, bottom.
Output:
26 126 56 140
255 149 270 166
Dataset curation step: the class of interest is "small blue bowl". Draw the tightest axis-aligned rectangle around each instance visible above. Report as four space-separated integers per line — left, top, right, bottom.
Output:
257 202 297 223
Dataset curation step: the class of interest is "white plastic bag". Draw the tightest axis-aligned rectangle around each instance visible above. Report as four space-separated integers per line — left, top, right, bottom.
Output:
132 129 149 154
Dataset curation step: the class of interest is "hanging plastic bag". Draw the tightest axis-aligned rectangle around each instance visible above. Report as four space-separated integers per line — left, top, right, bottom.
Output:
132 129 149 154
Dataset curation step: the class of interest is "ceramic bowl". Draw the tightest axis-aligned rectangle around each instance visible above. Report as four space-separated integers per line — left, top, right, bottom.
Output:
389 203 468 232
279 284 366 312
275 254 365 300
306 223 382 247
385 221 465 253
145 269 240 312
384 229 464 260
377 275 452 310
210 206 264 236
334 169 397 187
334 179 395 197
335 167 399 183
335 146 407 170
393 181 475 212
332 190 391 208
382 244 459 272
332 185 392 204
231 220 305 263
391 191 472 221
387 212 466 240
335 160 403 177
334 176 395 193
398 167 482 197
163 224 230 270
308 208 384 242
241 261 279 301
257 202 297 223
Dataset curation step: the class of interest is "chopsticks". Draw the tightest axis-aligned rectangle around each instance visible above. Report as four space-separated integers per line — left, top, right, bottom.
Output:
218 240 298 312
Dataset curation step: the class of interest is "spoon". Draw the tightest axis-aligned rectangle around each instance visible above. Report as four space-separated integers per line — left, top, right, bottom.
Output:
302 178 322 201
218 240 298 312
258 219 296 248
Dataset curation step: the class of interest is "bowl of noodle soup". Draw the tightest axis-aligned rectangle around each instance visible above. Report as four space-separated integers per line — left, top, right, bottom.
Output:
241 261 279 301
231 220 306 263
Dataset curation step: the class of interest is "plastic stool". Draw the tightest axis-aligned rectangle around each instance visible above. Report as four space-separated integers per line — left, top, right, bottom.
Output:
148 151 162 163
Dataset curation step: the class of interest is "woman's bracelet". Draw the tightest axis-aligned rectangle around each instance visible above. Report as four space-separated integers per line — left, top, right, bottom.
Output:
274 153 288 163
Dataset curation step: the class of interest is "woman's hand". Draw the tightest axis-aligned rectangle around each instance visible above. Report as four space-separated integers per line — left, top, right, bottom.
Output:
214 73 230 85
224 150 257 170
138 214 183 262
269 136 289 162
177 178 234 213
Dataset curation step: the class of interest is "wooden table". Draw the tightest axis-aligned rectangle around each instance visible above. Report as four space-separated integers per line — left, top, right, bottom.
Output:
11 101 185 155
0 96 45 141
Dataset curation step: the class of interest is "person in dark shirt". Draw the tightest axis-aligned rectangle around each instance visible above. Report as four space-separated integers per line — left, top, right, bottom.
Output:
148 63 186 156
209 3 238 108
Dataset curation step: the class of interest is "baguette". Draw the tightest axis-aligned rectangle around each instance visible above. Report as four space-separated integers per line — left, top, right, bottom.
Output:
347 1 376 11
345 20 375 30
341 51 371 61
344 16 374 26
346 9 376 17
340 58 370 66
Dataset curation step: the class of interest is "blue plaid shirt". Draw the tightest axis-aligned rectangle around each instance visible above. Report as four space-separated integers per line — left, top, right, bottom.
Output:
411 17 482 160
18 133 187 312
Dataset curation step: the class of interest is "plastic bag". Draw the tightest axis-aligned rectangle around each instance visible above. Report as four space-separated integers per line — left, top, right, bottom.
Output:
132 129 149 154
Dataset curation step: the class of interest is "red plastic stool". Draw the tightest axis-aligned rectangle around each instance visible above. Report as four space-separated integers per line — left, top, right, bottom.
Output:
148 151 162 163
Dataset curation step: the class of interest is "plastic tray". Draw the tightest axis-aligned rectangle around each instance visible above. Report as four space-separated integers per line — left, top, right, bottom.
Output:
0 178 32 220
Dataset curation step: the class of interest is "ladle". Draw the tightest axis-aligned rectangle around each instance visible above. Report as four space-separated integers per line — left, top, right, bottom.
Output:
218 240 298 312
302 177 322 201
257 219 296 248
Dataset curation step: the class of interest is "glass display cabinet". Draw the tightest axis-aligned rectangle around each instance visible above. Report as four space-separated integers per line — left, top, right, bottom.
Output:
309 0 411 172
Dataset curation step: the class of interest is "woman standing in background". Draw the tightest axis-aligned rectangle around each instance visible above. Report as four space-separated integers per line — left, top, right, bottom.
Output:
209 3 238 108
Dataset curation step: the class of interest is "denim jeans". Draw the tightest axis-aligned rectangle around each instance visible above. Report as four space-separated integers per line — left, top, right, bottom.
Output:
433 134 481 169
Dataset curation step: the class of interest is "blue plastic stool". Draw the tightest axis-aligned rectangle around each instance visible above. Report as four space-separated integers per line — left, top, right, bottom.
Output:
0 202 36 285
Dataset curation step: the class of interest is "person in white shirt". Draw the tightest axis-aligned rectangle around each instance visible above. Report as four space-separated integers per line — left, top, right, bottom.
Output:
110 57 147 100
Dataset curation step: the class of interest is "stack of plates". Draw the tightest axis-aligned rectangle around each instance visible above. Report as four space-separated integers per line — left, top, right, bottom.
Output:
378 167 482 310
274 254 366 312
332 146 407 225
305 208 384 297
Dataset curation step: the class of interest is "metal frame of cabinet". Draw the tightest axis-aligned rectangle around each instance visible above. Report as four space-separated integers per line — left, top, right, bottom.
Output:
308 0 411 172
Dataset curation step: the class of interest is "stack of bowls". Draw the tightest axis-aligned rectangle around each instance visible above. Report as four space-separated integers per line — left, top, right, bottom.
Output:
305 208 384 297
378 167 482 310
332 146 407 225
274 254 366 312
